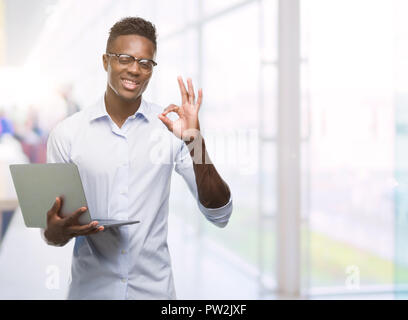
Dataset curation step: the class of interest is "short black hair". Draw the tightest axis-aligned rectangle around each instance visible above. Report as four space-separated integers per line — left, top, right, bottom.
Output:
106 17 157 52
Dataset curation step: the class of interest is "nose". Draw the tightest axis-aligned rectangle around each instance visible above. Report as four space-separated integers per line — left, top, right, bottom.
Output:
127 60 142 75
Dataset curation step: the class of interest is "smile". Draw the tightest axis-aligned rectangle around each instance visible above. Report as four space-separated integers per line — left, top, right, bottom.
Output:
121 78 141 90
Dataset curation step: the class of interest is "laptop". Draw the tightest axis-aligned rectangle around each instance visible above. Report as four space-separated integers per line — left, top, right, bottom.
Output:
9 163 140 229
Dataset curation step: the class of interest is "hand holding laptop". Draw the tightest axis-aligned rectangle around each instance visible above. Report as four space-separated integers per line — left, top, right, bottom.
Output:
9 163 140 231
44 196 104 246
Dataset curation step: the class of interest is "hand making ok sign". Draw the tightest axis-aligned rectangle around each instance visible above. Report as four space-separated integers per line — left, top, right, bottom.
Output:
158 76 203 141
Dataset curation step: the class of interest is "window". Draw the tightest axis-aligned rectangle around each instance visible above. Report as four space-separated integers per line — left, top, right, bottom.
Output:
301 0 398 295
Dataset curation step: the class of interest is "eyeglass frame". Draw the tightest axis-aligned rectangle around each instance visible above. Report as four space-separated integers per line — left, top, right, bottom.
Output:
105 52 157 72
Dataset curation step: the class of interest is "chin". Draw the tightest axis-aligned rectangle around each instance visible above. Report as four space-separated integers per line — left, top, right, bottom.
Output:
118 90 142 102
108 81 143 102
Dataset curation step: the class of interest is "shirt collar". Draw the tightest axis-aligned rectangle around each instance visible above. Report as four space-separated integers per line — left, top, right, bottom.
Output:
89 96 152 123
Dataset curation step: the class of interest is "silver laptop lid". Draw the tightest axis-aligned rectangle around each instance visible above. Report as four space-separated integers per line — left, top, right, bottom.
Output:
9 163 92 228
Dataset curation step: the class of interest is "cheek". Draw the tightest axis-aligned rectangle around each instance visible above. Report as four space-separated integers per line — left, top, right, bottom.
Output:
107 66 113 82
106 69 121 94
107 67 121 86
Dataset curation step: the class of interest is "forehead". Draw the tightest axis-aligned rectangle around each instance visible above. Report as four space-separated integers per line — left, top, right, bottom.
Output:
110 34 155 57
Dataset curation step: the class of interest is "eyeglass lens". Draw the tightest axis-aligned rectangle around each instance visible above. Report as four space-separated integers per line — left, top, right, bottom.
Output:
117 55 154 72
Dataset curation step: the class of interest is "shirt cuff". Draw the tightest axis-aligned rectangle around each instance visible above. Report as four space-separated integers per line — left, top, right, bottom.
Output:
197 196 233 228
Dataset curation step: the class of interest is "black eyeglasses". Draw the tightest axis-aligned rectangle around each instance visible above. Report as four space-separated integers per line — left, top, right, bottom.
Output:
106 53 157 73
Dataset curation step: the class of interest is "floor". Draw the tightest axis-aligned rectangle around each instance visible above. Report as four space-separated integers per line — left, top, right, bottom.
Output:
0 208 265 300
0 208 399 300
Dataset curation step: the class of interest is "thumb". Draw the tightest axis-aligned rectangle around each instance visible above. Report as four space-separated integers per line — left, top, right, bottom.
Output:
48 196 62 218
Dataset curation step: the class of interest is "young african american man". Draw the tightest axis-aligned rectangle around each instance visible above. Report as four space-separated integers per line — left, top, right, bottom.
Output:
42 16 232 300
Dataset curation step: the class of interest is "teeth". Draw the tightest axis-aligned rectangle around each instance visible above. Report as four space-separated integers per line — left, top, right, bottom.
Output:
124 79 137 84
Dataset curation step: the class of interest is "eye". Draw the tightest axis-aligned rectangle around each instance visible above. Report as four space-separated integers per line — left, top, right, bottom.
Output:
138 59 153 69
118 55 134 64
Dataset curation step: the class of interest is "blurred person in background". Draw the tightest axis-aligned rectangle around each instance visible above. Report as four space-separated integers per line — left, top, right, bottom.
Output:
41 16 232 300
0 108 29 241
15 106 43 163
11 89 68 163
57 83 81 117
0 109 14 138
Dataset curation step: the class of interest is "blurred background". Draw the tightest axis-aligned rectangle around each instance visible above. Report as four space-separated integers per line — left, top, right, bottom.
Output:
0 0 407 300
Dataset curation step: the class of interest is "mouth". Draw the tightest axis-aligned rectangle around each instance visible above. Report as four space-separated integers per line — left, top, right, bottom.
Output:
121 78 141 91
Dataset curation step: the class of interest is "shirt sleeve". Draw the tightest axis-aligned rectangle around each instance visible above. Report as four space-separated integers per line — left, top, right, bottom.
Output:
174 141 233 228
40 124 71 246
46 123 71 164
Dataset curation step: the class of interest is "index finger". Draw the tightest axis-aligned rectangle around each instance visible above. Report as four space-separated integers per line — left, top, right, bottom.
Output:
177 76 189 105
64 206 88 225
68 222 103 237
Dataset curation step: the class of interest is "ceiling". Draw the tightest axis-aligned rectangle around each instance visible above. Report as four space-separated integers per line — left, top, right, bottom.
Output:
2 0 57 66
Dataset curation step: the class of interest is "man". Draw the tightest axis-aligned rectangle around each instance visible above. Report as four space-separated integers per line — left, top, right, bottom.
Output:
42 17 232 299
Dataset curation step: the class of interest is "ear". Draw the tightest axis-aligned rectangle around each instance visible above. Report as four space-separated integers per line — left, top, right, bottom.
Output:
102 54 108 72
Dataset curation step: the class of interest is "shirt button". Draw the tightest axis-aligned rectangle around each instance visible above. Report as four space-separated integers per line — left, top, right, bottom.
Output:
121 278 127 283
121 249 126 254
120 189 127 195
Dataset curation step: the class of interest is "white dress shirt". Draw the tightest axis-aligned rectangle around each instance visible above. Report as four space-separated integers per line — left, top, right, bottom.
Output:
43 97 233 299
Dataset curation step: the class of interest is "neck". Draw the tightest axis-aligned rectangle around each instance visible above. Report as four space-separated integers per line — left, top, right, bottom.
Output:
104 86 142 127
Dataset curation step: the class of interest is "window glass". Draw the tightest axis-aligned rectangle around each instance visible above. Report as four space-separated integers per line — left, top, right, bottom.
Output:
201 2 277 287
301 0 396 292
203 0 245 16
155 0 198 37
